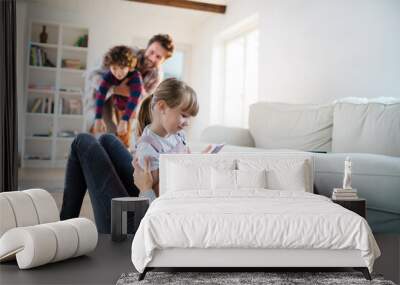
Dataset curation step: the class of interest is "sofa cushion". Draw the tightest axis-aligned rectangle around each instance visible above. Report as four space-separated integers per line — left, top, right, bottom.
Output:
332 102 400 156
249 102 333 152
200 125 255 147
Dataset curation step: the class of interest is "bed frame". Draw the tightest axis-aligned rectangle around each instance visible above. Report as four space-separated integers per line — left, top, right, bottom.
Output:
138 248 371 280
138 153 373 281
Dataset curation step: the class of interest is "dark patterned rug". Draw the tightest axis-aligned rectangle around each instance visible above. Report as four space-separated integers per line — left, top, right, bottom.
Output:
116 271 396 285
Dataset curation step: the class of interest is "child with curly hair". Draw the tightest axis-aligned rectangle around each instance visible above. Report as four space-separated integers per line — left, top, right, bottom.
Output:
93 45 143 147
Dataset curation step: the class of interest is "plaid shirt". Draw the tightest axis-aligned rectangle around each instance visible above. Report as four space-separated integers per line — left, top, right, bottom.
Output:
85 47 162 130
95 70 143 121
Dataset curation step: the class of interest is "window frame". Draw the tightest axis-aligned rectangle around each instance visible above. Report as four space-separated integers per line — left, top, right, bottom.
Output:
221 26 259 127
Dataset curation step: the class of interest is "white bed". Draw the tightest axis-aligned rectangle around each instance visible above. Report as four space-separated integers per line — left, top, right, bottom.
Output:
131 153 380 280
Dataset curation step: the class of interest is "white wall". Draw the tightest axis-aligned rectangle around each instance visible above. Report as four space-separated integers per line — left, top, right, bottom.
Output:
190 0 400 140
259 0 400 103
26 0 214 74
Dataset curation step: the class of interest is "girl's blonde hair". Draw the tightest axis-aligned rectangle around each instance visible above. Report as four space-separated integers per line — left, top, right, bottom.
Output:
136 78 199 137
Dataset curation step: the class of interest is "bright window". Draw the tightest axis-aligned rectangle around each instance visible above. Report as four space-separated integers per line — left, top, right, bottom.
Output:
223 29 258 127
131 37 190 81
163 50 185 80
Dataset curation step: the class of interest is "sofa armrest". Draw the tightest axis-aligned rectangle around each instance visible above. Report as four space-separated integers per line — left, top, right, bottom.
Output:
200 125 255 147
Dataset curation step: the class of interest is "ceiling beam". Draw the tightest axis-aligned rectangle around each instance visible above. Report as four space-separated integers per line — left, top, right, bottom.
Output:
127 0 226 14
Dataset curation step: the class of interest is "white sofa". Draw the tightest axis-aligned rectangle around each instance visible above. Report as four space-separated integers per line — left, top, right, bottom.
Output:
200 101 400 233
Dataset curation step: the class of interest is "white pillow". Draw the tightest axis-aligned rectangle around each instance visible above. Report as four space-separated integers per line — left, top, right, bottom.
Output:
238 158 312 192
236 169 267 189
162 156 237 194
266 161 307 191
211 168 268 190
167 162 211 192
211 168 236 190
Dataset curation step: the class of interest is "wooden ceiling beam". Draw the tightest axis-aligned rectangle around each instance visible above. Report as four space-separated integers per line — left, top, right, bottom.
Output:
127 0 226 14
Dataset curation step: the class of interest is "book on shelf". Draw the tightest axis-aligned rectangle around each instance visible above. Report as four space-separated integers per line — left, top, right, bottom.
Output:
62 58 82 69
29 97 54 113
59 87 83 94
332 188 359 200
59 97 82 115
30 46 36 66
51 99 55 113
41 98 47 113
30 98 42 113
32 132 51 137
332 195 359 200
333 188 358 193
58 130 78 138
68 98 82 114
24 155 51 161
30 45 55 67
28 84 55 91
333 193 357 197
47 98 53 114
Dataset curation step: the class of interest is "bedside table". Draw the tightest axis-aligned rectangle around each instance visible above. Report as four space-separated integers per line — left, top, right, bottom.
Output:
332 198 366 218
111 197 150 242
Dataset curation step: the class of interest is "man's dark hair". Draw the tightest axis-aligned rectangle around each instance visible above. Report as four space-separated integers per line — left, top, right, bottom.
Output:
147 34 175 59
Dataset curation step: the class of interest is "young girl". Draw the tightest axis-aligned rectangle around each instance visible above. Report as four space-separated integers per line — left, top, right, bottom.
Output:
60 78 208 233
132 78 210 202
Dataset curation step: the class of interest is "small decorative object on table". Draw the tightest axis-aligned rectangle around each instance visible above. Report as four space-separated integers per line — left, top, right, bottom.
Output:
111 197 149 242
75 34 88 47
39 25 48 43
332 156 366 217
332 156 358 200
342 156 352 190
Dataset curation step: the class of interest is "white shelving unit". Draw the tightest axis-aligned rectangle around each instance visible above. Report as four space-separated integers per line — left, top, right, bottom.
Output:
22 21 89 168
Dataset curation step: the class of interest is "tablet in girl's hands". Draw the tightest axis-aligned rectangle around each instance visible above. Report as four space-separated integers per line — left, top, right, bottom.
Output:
210 143 225 154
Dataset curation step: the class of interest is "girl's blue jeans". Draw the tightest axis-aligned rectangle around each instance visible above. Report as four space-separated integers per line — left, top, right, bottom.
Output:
60 133 139 233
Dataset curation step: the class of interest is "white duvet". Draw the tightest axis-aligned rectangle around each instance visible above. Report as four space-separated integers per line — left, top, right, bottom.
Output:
131 190 380 273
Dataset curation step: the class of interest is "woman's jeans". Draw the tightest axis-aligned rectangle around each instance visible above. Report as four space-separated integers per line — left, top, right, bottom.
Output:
60 133 139 233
